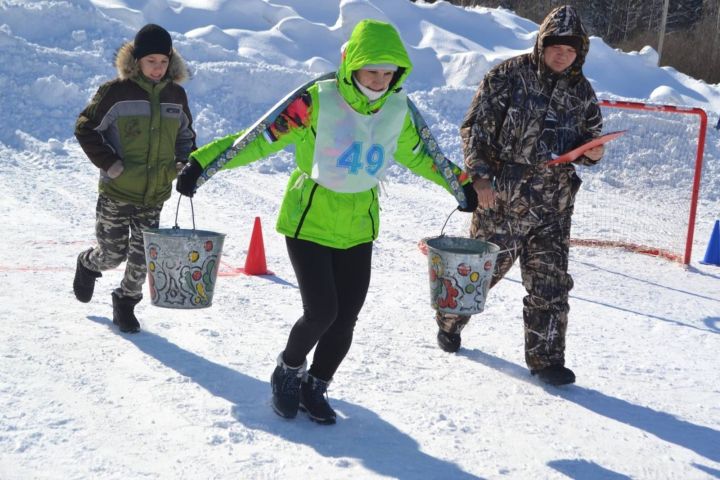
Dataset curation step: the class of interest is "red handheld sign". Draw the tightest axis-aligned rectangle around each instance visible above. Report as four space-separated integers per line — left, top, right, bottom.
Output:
545 130 627 166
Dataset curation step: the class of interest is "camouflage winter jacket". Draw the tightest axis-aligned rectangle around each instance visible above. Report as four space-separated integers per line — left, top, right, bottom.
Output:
461 5 602 221
75 42 196 206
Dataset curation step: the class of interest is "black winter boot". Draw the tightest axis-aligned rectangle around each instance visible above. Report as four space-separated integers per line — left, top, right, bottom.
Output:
437 329 461 353
73 249 101 303
111 291 141 333
300 373 336 425
531 365 576 386
271 353 306 419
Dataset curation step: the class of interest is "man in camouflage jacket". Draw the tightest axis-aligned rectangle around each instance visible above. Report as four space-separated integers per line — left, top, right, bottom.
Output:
436 5 604 386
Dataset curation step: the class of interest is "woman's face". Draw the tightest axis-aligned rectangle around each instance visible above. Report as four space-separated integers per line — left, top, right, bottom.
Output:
139 54 170 82
543 45 577 73
354 68 394 92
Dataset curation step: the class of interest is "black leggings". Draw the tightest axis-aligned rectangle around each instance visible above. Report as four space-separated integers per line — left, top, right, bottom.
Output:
282 237 373 381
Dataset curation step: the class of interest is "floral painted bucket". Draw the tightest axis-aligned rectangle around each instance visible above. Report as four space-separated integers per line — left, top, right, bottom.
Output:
423 235 500 315
143 228 226 309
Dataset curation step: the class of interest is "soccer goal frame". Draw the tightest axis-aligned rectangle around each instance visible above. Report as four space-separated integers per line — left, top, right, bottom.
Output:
570 100 708 266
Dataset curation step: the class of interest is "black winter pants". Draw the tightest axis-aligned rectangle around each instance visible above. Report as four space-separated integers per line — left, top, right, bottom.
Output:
282 237 373 381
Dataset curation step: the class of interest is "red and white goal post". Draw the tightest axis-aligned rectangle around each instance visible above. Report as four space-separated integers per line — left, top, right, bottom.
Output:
570 100 708 266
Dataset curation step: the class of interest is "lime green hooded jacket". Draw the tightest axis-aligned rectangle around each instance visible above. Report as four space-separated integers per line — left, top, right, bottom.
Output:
190 19 463 249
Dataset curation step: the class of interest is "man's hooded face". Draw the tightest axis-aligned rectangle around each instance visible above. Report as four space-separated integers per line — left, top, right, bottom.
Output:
544 44 578 73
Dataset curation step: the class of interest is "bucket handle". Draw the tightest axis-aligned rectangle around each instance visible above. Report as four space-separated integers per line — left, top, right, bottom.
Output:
438 206 512 255
439 207 458 237
173 195 196 231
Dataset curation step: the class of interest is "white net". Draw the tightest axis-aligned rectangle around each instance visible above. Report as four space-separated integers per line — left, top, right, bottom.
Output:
572 102 706 264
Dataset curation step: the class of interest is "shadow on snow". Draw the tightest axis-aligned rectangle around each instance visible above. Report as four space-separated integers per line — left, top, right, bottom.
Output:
459 348 720 464
547 459 632 479
87 315 483 480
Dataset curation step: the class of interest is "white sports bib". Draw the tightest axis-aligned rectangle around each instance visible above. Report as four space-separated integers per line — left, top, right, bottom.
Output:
312 79 407 193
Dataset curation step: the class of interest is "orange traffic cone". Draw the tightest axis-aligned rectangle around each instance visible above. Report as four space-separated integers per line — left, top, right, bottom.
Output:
241 217 273 275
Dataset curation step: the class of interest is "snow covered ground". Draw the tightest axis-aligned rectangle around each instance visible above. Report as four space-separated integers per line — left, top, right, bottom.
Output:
1 1 719 479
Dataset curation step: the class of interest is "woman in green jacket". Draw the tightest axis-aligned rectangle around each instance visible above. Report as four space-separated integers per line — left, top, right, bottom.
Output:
177 19 474 424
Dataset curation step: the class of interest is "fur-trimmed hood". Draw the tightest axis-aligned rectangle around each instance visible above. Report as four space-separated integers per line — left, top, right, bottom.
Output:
115 41 190 83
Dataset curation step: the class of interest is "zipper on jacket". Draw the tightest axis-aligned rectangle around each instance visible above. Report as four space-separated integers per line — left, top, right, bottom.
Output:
367 189 376 238
293 182 319 238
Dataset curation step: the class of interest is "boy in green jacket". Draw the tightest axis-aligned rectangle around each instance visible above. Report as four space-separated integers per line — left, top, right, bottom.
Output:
177 19 475 424
73 24 196 333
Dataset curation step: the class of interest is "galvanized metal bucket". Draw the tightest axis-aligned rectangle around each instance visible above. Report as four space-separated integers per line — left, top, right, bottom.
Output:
143 227 226 309
424 235 500 315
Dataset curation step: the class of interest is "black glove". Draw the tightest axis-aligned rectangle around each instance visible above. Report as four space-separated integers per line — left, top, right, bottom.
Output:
176 159 203 197
457 182 478 212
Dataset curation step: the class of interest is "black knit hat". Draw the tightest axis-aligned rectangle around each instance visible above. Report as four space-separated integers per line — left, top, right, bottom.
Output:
133 24 172 60
543 35 582 51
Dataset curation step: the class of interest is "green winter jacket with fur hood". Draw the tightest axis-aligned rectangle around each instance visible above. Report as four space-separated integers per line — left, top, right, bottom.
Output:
190 19 464 249
75 41 196 206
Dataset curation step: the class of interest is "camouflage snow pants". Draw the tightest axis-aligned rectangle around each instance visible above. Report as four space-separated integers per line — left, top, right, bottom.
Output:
436 209 574 370
79 194 162 299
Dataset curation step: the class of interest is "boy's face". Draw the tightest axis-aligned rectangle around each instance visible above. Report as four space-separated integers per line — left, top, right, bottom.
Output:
354 68 394 92
139 54 170 82
543 45 577 73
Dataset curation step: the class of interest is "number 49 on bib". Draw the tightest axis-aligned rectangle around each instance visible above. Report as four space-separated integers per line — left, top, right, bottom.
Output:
336 141 385 176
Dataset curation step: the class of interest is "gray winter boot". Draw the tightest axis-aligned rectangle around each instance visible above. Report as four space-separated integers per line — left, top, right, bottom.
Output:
271 352 306 419
111 291 141 333
300 373 336 425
